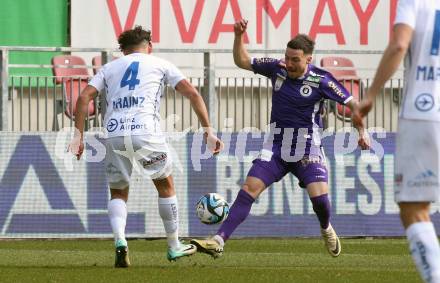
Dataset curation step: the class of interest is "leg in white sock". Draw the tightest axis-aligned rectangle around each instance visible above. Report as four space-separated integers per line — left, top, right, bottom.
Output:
108 198 128 247
158 195 180 250
406 222 440 283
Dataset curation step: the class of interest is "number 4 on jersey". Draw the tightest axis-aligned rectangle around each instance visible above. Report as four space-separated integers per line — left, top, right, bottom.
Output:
431 11 440 56
120 61 140 90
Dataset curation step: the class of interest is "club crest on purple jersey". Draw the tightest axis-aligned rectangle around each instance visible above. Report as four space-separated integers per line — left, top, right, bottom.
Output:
299 85 312 97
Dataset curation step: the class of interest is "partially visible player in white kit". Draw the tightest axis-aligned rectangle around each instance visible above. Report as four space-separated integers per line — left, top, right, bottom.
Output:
353 0 440 282
69 26 223 267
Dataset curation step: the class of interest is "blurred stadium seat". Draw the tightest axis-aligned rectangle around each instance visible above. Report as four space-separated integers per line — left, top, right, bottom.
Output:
63 78 95 119
320 57 358 80
320 56 364 122
51 55 90 83
92 56 102 75
51 55 95 129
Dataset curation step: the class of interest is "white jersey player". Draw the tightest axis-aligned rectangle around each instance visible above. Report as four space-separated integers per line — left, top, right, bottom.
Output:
353 0 440 282
69 26 223 267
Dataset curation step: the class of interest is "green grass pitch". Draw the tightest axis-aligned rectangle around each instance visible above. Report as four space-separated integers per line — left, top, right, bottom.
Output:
0 238 420 283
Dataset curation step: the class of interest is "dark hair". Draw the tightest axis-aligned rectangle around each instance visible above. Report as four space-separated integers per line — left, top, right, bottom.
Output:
287 34 315 54
118 25 151 51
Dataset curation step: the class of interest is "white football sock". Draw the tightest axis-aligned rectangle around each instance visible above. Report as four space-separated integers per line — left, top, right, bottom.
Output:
406 222 440 283
158 195 180 250
108 198 127 247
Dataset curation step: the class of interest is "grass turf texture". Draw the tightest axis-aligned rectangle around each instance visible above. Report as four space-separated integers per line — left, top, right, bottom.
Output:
0 238 420 283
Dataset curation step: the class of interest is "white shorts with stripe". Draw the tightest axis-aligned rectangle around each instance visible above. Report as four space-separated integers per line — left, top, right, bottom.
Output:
394 118 440 202
104 135 172 189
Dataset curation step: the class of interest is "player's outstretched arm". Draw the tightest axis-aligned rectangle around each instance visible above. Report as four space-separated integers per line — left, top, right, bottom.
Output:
175 79 224 154
69 85 99 160
233 19 252 71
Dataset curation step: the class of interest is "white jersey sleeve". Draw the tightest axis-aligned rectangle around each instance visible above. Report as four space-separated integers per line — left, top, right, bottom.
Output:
394 0 417 28
163 61 185 88
89 67 105 92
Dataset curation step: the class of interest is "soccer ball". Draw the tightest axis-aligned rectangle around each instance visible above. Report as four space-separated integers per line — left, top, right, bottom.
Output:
196 193 229 225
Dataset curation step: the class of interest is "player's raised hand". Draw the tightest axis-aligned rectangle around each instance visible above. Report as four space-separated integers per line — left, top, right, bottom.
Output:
234 19 248 36
351 102 370 150
68 135 84 160
204 132 224 155
357 129 370 150
352 114 370 150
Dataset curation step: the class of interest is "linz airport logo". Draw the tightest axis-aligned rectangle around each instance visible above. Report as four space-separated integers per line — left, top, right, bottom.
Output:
107 118 118 132
415 93 434 112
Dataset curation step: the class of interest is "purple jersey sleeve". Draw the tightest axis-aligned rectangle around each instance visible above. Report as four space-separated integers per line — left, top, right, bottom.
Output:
251 57 280 78
321 74 353 105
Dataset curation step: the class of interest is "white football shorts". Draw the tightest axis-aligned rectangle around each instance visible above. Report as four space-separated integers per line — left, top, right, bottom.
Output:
395 118 440 202
104 135 173 189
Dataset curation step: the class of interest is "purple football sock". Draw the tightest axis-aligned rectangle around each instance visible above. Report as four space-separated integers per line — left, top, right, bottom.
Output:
217 189 255 242
310 194 331 229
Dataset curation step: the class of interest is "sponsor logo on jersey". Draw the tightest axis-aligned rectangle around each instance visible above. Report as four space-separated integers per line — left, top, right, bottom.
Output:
142 152 167 167
300 156 322 166
299 85 312 97
254 57 277 64
113 96 145 110
305 75 322 84
303 80 319 88
414 93 434 112
327 81 345 98
107 116 149 132
119 124 146 131
308 71 325 78
107 118 118 132
407 170 439 188
274 73 286 91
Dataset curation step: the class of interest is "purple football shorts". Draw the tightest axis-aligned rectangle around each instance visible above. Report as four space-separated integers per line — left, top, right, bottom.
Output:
247 150 328 188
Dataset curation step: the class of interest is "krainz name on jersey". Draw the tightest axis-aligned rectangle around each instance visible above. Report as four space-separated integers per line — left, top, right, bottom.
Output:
113 96 145 109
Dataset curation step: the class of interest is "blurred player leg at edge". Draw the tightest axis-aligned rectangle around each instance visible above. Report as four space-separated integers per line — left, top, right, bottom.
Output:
352 0 440 281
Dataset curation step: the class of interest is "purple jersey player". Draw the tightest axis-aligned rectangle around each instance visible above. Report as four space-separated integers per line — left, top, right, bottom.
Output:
191 19 368 258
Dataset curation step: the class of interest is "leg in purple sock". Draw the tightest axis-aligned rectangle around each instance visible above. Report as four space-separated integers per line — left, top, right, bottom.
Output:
217 189 255 241
310 194 331 229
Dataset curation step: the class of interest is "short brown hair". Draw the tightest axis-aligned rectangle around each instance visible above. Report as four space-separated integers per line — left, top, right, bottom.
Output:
118 25 151 51
287 34 315 55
